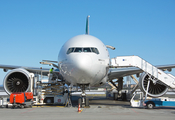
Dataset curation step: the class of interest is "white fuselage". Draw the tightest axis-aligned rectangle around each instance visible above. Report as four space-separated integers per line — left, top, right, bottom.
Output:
58 35 110 86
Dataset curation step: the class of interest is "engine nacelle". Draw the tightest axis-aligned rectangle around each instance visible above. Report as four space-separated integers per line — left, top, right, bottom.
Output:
3 68 31 95
139 72 168 97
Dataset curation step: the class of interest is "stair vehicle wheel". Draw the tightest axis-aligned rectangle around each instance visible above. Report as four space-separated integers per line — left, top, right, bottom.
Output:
147 102 154 109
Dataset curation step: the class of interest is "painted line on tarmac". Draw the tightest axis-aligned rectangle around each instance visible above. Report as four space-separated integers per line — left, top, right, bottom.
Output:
21 108 36 114
131 109 139 114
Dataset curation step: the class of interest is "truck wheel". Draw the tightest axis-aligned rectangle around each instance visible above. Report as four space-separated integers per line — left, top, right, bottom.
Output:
11 106 15 109
147 102 154 109
20 105 24 109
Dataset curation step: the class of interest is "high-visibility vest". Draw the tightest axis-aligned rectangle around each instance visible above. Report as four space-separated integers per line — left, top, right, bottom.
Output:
50 68 53 73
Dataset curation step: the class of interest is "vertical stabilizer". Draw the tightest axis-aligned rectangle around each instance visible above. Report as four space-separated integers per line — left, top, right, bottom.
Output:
85 15 90 35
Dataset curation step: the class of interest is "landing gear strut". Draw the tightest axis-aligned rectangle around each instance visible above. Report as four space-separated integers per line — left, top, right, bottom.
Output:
78 84 90 108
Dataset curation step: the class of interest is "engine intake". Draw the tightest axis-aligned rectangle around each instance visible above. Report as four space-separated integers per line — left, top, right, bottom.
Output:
3 68 31 95
139 72 168 97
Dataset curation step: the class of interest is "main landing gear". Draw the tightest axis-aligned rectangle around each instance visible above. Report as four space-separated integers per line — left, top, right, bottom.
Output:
78 84 90 108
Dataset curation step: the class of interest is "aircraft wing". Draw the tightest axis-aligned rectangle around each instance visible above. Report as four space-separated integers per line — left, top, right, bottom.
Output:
108 64 175 80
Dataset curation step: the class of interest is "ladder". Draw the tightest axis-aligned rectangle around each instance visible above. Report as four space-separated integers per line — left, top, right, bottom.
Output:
111 56 175 88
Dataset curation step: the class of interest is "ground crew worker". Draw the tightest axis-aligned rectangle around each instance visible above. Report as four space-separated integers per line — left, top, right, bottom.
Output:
49 68 54 81
49 68 54 73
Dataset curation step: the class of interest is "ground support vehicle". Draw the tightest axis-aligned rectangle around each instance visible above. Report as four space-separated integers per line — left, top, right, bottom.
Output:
10 92 33 109
33 92 69 106
130 92 145 108
130 91 175 109
145 97 175 109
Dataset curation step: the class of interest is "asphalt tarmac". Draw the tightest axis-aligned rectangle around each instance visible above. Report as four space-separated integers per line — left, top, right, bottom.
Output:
0 96 175 120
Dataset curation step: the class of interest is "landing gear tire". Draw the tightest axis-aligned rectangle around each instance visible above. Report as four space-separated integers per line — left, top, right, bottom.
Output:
113 93 118 100
78 98 82 108
85 97 89 107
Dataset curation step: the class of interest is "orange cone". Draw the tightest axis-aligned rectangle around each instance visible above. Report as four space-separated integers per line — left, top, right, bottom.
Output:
78 104 81 112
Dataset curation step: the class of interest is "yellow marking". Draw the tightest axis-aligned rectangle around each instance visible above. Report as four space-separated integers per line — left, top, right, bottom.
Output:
86 94 106 96
32 106 65 108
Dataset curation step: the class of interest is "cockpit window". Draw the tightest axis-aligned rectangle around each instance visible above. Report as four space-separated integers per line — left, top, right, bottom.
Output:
67 47 99 54
67 48 75 54
83 48 91 52
74 48 82 52
91 47 99 54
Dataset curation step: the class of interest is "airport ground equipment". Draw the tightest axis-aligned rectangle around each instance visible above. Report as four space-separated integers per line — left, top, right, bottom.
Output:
145 97 175 109
33 80 70 106
0 97 8 107
33 91 69 105
111 56 175 97
10 92 33 109
130 92 145 108
130 91 175 109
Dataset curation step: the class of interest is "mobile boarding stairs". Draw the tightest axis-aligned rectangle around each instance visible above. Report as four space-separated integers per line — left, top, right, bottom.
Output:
111 56 175 90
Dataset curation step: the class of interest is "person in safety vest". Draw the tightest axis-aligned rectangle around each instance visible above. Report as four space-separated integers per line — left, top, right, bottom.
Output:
49 68 54 81
50 68 54 73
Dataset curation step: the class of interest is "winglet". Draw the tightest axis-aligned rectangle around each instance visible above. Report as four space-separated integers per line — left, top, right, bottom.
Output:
85 15 90 35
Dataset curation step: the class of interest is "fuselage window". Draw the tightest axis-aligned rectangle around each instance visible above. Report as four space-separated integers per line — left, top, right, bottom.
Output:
67 48 75 54
74 48 82 52
83 48 91 52
91 47 99 54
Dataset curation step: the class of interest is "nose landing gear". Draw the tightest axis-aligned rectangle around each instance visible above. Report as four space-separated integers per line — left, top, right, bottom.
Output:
78 84 90 108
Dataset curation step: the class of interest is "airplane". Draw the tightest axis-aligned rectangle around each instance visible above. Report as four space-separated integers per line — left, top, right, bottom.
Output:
0 15 175 106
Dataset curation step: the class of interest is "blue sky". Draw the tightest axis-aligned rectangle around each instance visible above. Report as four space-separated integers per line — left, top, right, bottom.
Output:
0 0 175 85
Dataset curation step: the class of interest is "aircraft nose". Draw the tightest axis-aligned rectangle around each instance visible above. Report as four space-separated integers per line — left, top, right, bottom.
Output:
73 54 92 71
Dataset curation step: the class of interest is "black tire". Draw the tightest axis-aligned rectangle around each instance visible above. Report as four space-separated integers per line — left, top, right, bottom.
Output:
78 98 82 108
113 93 118 100
11 106 15 109
44 97 54 104
20 105 24 109
147 102 154 109
85 98 89 107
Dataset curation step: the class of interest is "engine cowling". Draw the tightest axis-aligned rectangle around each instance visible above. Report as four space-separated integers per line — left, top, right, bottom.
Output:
139 72 168 97
3 68 31 95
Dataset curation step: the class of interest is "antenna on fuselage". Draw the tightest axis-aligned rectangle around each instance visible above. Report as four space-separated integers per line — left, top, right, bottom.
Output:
85 15 90 35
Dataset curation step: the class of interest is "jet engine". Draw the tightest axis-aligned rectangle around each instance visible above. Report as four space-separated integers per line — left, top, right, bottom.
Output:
139 72 168 97
3 68 31 95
